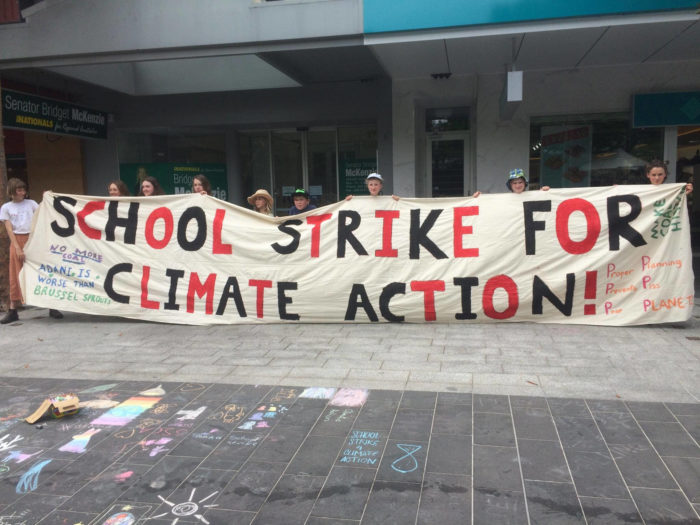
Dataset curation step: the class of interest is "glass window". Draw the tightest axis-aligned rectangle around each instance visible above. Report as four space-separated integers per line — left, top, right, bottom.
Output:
426 107 470 133
239 131 271 206
529 114 663 188
117 131 225 164
338 126 377 197
307 130 337 207
272 131 303 215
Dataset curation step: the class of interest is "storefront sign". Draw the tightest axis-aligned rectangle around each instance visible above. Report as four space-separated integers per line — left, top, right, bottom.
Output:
633 91 700 127
340 159 378 198
20 185 693 326
119 163 228 200
2 89 107 139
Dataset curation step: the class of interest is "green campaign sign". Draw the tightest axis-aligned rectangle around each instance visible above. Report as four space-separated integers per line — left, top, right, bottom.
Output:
2 88 107 139
119 163 228 200
339 159 377 198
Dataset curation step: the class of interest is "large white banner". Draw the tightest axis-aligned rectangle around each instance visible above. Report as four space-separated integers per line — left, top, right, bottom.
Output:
20 185 694 325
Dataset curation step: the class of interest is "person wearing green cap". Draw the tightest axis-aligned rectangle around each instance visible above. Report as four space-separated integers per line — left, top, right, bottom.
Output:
288 188 317 215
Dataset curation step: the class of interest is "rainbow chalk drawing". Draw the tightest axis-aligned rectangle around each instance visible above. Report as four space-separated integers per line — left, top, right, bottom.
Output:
300 387 337 399
3 450 41 464
91 396 161 426
59 428 101 453
329 388 368 407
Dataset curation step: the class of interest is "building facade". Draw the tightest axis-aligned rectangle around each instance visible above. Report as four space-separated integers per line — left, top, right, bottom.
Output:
1 0 698 225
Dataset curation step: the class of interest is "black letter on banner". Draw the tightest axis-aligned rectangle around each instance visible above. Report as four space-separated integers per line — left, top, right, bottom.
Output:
177 207 207 251
532 274 574 316
607 195 646 251
106 201 139 244
379 282 405 322
337 211 368 258
410 209 447 260
104 263 133 304
216 277 247 317
345 284 378 322
271 220 302 254
278 282 300 320
523 201 551 255
51 196 77 237
164 269 185 311
454 277 479 320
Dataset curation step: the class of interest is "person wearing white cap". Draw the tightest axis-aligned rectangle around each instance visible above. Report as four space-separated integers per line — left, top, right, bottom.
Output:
247 189 274 216
345 173 399 200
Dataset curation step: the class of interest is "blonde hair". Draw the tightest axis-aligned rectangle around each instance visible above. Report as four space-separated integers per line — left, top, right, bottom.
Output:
6 178 27 200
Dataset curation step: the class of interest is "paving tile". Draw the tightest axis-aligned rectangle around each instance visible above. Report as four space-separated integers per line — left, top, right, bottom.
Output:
524 480 585 524
663 456 700 504
389 408 433 441
216 461 286 511
594 412 649 445
586 399 630 413
473 394 510 413
376 440 427 483
638 421 700 457
554 416 608 452
472 487 528 525
432 403 471 435
426 434 471 475
630 487 700 525
309 466 374 520
678 415 700 443
362 480 421 524
518 439 571 483
579 496 643 524
473 412 515 446
286 434 346 476
547 398 591 418
625 401 676 422
473 445 522 491
417 473 470 525
251 473 325 524
512 407 558 440
565 450 629 499
665 403 700 417
608 443 678 489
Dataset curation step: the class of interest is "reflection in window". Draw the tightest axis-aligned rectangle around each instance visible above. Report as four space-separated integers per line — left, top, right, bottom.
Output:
529 114 663 188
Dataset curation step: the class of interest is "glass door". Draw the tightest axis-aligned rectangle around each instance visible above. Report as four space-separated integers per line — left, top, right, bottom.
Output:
271 131 303 216
427 133 471 197
307 130 338 207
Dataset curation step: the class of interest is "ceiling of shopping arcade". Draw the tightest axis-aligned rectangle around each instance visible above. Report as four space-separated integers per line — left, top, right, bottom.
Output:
2 10 698 97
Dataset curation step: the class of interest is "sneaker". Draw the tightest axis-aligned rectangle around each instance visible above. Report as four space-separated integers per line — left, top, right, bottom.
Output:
0 309 19 324
48 309 63 319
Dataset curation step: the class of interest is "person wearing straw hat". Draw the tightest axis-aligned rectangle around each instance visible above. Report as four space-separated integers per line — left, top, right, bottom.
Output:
248 189 274 216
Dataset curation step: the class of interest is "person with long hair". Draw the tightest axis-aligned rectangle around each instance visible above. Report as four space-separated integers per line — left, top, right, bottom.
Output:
108 180 130 197
247 189 274 216
192 174 211 195
1 178 62 323
138 176 165 196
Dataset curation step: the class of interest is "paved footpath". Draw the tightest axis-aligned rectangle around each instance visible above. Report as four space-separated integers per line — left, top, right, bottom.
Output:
0 303 698 524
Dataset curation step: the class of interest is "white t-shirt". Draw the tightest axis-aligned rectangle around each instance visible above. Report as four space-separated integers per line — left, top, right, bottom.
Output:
0 199 39 234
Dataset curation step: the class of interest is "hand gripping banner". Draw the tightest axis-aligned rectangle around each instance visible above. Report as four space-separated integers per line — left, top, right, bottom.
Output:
20 185 694 325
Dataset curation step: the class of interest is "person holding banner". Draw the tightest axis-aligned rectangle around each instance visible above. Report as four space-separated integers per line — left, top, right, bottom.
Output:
248 189 274 216
345 172 400 200
646 159 693 194
471 169 548 198
288 188 317 215
192 174 211 196
1 178 63 324
138 176 165 197
108 180 130 197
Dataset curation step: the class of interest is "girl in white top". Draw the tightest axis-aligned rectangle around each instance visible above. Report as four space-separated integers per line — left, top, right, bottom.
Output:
1 178 62 323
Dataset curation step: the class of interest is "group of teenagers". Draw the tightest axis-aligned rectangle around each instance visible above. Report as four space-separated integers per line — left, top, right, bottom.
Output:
1 159 692 324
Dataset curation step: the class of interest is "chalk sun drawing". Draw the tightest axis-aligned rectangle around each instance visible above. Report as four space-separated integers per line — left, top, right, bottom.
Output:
16 459 52 494
152 488 218 524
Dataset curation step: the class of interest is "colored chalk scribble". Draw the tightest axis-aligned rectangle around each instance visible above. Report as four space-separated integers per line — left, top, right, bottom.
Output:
329 388 368 407
16 459 52 494
59 428 101 453
391 444 422 474
237 404 287 430
300 387 337 399
91 396 161 426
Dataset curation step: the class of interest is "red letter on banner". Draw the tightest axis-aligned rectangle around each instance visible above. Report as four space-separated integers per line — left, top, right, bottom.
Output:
410 280 446 321
145 207 174 249
212 209 232 255
375 210 400 257
77 201 105 240
140 265 160 310
453 206 479 258
249 279 273 318
307 214 332 258
187 272 217 314
482 275 518 319
556 198 600 254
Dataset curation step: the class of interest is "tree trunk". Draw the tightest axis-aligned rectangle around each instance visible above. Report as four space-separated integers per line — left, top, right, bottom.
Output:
0 76 10 312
